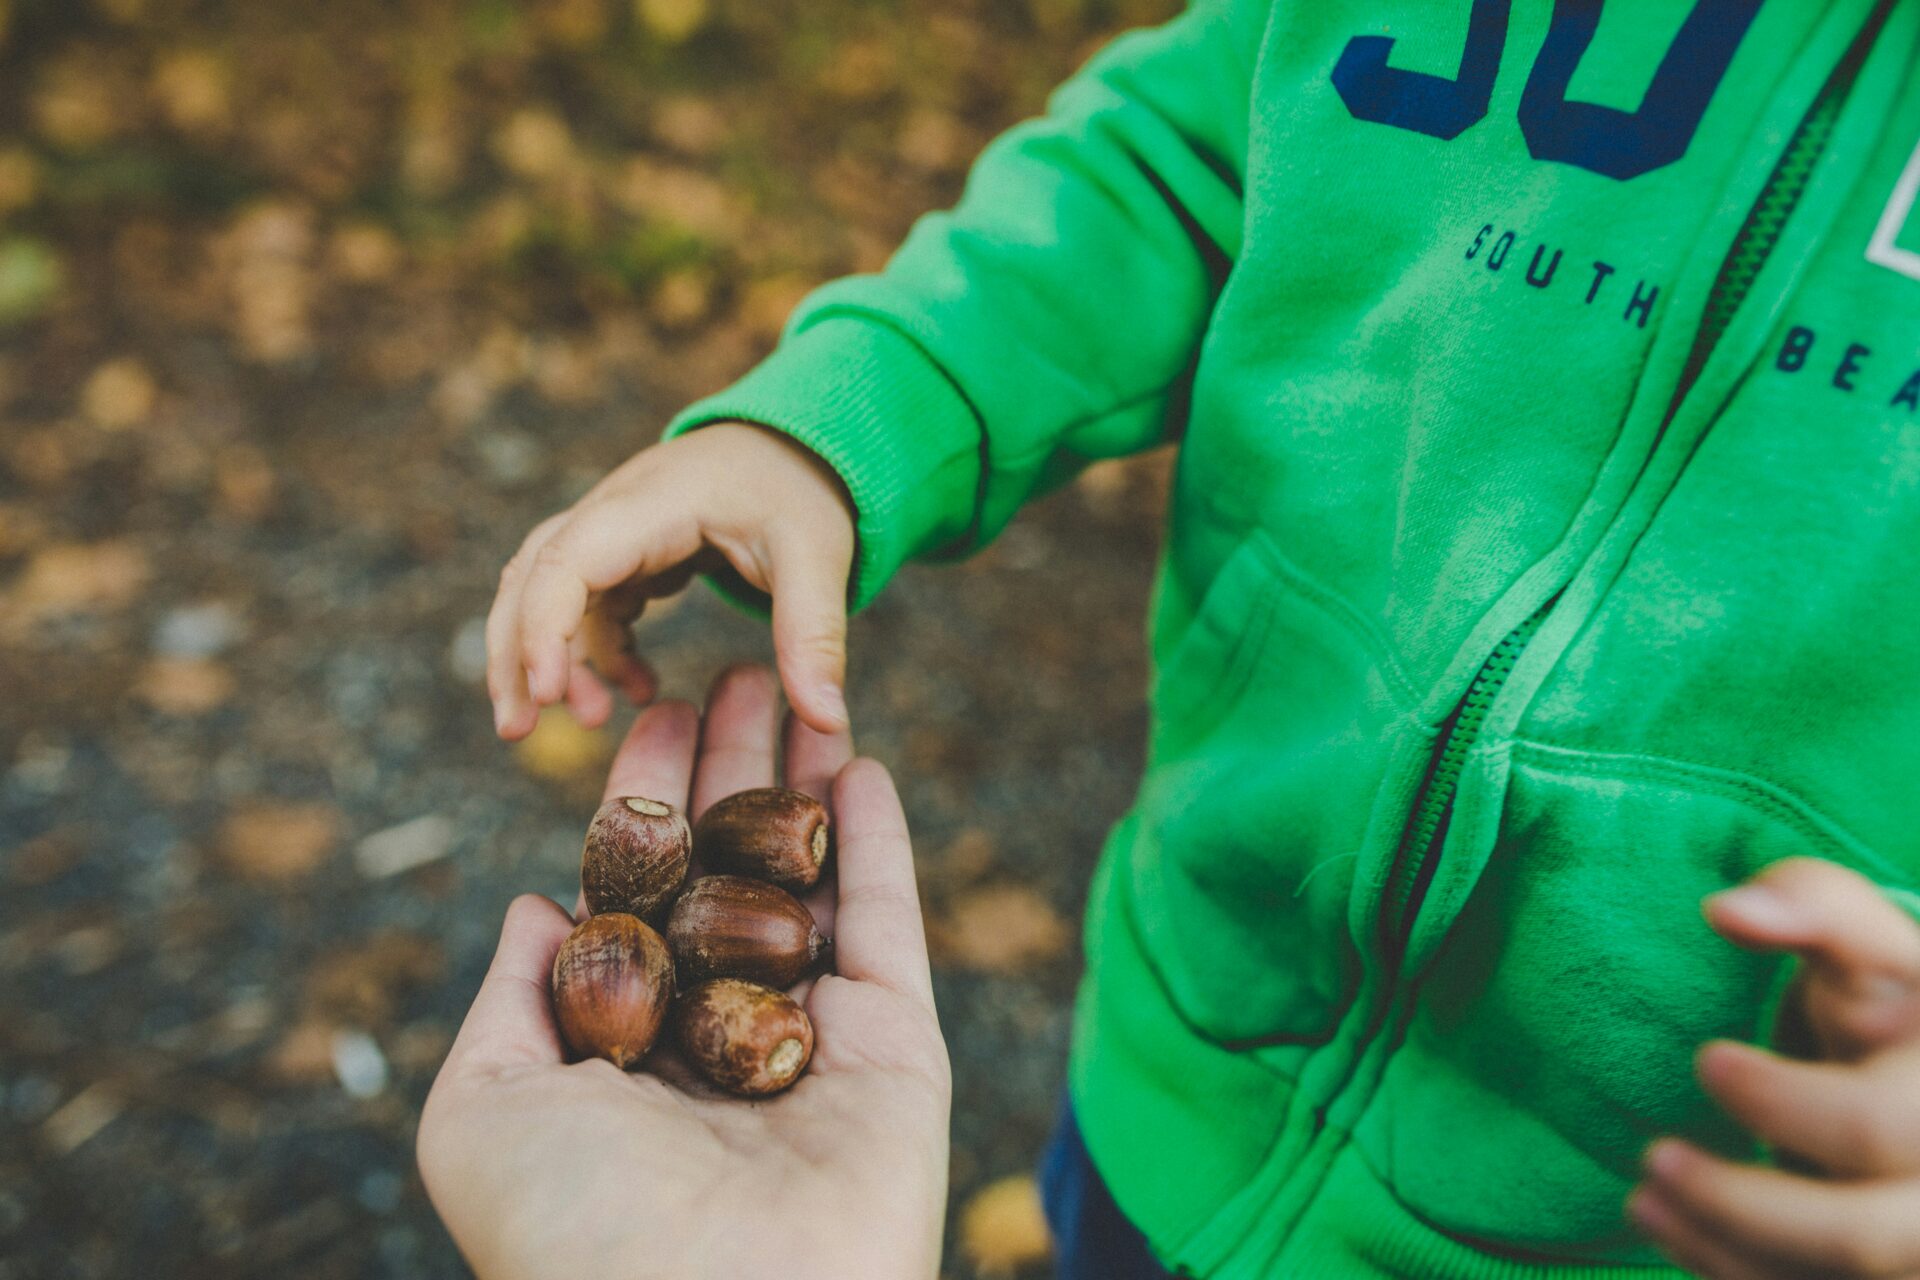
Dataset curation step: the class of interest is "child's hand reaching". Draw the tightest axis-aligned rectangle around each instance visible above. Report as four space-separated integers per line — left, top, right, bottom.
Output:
1630 858 1920 1278
487 422 856 739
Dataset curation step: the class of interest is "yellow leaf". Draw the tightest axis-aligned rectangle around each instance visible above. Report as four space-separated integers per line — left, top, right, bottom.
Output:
217 801 341 882
80 356 157 430
959 1174 1052 1276
135 657 235 716
635 0 708 43
930 885 1068 975
515 706 612 781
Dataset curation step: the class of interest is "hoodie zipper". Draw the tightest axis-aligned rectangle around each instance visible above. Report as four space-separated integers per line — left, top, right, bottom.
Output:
1378 0 1895 967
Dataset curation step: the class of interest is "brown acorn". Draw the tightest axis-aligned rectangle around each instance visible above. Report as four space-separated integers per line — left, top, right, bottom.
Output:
667 875 832 989
693 788 831 891
551 913 675 1069
673 978 815 1096
582 795 690 919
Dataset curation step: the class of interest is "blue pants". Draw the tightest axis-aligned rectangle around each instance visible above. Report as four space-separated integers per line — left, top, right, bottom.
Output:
1039 1102 1176 1280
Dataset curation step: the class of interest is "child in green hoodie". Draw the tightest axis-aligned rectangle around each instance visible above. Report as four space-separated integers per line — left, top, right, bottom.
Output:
462 0 1920 1274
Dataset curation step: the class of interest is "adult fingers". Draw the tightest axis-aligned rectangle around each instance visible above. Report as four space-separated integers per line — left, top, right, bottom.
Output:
766 532 852 734
486 514 565 739
785 710 854 937
829 758 933 1013
690 665 781 820
1707 859 1920 1057
1698 1039 1920 1178
441 894 577 1077
601 699 700 808
1644 1138 1920 1276
783 708 855 801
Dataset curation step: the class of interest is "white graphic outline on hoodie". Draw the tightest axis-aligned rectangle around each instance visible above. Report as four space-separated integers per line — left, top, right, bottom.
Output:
1867 135 1920 281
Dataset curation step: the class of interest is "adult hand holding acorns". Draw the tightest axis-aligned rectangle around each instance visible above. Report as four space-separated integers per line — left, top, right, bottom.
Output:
418 667 951 1280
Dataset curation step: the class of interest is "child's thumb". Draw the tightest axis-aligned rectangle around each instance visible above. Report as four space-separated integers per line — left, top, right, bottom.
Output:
767 539 852 734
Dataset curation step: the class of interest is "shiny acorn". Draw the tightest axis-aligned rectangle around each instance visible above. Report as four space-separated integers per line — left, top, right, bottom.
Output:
582 795 691 919
693 788 831 891
673 978 815 1097
667 875 832 989
551 913 675 1069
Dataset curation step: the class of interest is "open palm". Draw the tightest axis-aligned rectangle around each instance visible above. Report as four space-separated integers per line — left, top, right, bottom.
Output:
419 667 951 1280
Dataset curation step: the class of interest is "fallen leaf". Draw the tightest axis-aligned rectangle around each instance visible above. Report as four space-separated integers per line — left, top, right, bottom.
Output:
9 828 84 887
650 96 728 155
958 1174 1052 1276
134 657 235 715
634 0 708 43
219 201 316 363
355 814 455 879
151 49 230 132
515 706 611 782
739 273 814 342
306 930 446 1027
929 884 1068 974
3 540 150 634
0 147 41 217
32 60 123 149
648 265 715 331
39 1084 123 1156
266 1019 338 1085
537 0 611 47
0 500 47 557
613 157 741 237
213 443 276 521
216 801 341 882
0 236 62 325
897 108 970 172
493 108 574 181
328 222 403 284
80 356 158 430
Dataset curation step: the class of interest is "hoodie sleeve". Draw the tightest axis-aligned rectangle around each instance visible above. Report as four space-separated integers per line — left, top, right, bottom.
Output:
664 0 1261 608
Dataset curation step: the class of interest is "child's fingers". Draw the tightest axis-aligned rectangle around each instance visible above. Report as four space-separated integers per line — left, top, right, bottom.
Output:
1706 859 1920 1057
1696 1039 1920 1178
1626 1186 1773 1280
1707 859 1920 975
487 514 566 738
581 594 656 705
516 501 701 709
766 531 852 735
829 758 934 1013
1643 1138 1920 1277
564 655 614 729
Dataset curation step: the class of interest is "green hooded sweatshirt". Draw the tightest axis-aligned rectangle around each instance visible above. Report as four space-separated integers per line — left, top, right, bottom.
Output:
666 0 1920 1273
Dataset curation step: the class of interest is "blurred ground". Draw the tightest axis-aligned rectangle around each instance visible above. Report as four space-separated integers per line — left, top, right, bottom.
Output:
0 0 1179 1276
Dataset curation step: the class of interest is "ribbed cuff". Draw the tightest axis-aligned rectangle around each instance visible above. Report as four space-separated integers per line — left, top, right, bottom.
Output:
664 314 983 611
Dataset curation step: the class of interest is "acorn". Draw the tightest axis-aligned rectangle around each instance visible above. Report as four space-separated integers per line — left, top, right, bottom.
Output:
551 913 675 1069
582 795 691 919
668 875 832 989
673 978 815 1096
693 788 831 891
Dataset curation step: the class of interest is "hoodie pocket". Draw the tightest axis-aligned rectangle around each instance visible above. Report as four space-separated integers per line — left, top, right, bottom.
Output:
1129 532 1412 1047
1361 747 1920 1258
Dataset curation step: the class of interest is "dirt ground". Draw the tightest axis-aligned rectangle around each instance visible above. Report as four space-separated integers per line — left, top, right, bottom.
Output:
0 0 1179 1275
